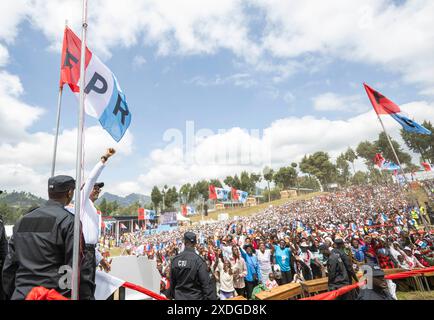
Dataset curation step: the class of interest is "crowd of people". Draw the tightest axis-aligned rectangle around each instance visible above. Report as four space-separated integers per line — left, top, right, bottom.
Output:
1 150 433 301
111 183 434 300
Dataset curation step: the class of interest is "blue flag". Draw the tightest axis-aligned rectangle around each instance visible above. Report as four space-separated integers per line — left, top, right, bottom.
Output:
390 113 431 135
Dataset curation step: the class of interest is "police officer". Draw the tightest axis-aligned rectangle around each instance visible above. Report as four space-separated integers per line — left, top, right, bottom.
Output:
169 232 216 300
334 238 358 283
1 175 90 300
319 244 351 299
0 197 8 300
357 264 395 300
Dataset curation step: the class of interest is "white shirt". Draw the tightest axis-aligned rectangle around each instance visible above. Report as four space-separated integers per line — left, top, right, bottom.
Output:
257 249 272 273
66 160 105 245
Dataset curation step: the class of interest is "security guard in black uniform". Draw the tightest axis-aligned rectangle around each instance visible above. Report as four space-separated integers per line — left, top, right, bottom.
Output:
357 264 395 300
169 232 216 300
0 199 8 300
1 175 89 300
319 244 351 298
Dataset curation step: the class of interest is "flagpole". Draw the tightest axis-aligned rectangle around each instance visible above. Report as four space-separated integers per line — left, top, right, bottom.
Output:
51 20 69 177
72 0 88 301
51 87 63 177
375 113 408 182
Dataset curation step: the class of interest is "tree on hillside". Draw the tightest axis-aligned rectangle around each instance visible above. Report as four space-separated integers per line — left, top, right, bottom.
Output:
356 141 377 168
224 175 241 189
209 179 223 188
164 186 178 210
376 132 412 167
351 171 369 185
336 153 350 186
344 147 358 174
273 166 297 189
263 166 274 202
299 152 337 188
400 120 434 163
297 176 321 191
151 186 162 211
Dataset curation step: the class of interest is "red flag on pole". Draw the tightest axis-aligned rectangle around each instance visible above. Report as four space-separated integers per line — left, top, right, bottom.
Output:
138 208 145 220
181 205 187 217
59 27 92 92
231 187 239 201
422 162 432 171
363 83 401 115
209 185 217 200
374 153 385 168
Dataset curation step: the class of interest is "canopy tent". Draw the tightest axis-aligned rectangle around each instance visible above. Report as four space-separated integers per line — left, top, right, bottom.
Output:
176 213 190 222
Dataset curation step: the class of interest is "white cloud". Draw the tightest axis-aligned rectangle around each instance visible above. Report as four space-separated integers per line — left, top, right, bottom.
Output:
187 73 257 88
132 55 147 68
0 71 45 143
312 92 367 112
134 101 434 193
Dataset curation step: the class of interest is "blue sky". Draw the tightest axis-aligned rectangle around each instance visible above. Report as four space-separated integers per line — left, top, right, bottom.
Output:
1 0 433 197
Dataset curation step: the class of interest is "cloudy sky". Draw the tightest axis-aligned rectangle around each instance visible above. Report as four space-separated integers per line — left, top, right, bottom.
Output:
1 0 434 198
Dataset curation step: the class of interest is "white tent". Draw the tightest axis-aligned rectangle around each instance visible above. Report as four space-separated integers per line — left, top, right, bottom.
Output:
176 213 190 221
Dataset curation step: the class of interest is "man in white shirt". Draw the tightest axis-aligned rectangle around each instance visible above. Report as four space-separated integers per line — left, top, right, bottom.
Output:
67 148 115 299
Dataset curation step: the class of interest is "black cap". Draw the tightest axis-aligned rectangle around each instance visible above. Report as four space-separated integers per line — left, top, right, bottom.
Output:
94 182 104 188
184 232 197 243
367 264 385 277
334 238 344 245
48 175 76 192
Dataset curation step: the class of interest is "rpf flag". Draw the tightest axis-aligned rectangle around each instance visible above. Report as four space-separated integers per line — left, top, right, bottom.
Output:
363 83 401 115
390 113 431 135
236 190 248 203
60 27 131 142
422 162 432 171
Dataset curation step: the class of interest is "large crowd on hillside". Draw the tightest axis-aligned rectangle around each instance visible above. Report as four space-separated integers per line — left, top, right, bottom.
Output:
100 183 434 300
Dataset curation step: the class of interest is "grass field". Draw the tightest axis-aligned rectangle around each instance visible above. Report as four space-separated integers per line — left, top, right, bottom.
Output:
189 191 326 223
397 291 434 300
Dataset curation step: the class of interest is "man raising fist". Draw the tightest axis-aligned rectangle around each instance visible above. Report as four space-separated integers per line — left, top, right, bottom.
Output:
66 148 116 299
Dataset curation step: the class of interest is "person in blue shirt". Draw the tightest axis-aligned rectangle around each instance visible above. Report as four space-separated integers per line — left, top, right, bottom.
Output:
351 237 367 263
240 244 261 299
273 239 292 284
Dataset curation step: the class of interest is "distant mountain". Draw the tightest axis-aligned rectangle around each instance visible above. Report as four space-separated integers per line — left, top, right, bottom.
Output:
0 191 46 208
96 192 151 207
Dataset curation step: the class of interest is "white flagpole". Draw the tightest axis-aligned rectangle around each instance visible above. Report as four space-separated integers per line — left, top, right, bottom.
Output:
51 86 63 177
375 113 408 182
71 0 88 301
51 20 69 177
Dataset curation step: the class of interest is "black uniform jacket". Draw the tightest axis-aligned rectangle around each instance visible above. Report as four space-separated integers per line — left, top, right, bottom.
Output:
2 200 87 300
327 250 350 290
357 288 395 300
169 246 216 300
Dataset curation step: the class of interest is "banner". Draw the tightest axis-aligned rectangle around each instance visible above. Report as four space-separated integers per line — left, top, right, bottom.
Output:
215 187 230 201
159 211 177 225
145 209 156 220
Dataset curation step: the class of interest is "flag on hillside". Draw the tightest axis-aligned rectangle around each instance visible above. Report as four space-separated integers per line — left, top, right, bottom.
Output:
137 208 145 220
209 185 217 200
422 162 432 171
373 153 400 171
181 205 187 217
60 26 131 142
231 187 239 201
374 153 385 168
236 190 248 203
215 187 230 201
364 83 431 135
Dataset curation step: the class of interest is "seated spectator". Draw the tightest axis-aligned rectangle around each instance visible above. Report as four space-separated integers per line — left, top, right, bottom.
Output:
265 273 279 290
